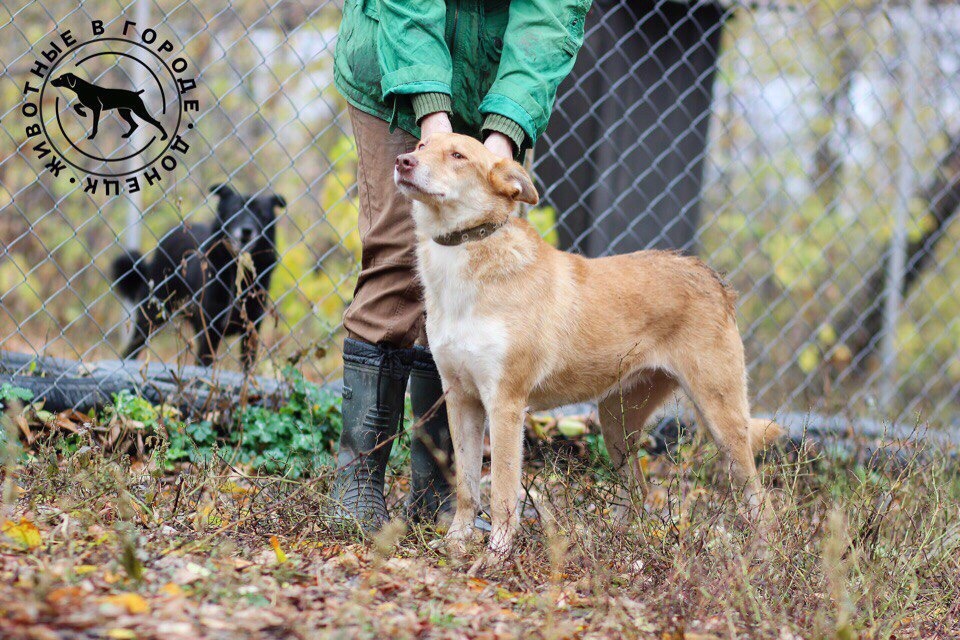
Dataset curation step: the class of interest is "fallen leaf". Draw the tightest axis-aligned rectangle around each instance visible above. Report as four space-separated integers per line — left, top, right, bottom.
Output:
54 413 81 433
46 586 86 608
2 518 42 549
15 415 33 443
527 414 556 439
270 535 288 564
160 582 184 597
449 602 483 615
106 629 137 639
468 577 488 592
171 562 211 585
103 570 123 584
102 593 150 615
557 416 587 438
223 557 253 571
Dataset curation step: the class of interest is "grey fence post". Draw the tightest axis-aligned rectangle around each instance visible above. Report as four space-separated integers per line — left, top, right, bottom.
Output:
121 0 151 252
880 0 926 412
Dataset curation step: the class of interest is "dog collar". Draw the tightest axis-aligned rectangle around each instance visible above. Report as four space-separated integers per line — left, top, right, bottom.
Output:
432 220 507 246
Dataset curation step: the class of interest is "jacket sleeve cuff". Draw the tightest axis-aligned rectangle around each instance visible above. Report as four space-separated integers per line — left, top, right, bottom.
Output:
412 92 453 123
479 89 541 149
481 114 526 155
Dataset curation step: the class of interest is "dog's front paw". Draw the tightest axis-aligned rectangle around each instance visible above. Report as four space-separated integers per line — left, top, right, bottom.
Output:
440 522 482 560
467 549 510 577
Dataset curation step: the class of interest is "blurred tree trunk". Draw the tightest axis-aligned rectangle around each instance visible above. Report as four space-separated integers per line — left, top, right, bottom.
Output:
839 136 960 365
811 10 858 217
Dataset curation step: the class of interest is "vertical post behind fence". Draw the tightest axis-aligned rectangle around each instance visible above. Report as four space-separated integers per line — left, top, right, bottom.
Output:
880 0 925 413
121 0 150 252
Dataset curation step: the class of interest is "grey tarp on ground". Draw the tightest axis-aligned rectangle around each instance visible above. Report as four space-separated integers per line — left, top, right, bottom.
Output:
537 0 726 257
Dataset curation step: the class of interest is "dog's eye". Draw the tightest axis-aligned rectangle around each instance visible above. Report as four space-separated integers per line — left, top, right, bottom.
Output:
451 151 465 160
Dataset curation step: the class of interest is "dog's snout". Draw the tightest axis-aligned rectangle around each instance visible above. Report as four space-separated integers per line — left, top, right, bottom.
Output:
238 227 254 244
396 153 418 172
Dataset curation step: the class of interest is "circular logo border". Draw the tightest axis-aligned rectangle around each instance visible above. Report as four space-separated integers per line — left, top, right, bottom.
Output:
39 36 183 178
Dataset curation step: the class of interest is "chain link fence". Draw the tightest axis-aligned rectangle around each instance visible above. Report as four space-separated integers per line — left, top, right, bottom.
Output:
1 0 958 428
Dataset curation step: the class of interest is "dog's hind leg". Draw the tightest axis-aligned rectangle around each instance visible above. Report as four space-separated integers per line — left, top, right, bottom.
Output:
131 101 167 141
672 330 773 525
118 109 138 138
598 369 678 520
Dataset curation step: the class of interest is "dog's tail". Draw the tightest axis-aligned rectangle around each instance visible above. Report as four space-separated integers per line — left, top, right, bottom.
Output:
136 89 145 94
111 251 146 302
748 417 786 455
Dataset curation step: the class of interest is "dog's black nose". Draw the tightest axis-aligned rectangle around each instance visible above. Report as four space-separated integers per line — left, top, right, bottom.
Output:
239 227 253 244
396 154 418 172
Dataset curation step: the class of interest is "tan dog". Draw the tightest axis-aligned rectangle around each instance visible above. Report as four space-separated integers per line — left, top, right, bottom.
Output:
395 133 782 570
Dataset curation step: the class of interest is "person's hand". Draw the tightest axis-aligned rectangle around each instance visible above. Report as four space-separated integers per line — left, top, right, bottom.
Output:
483 132 514 159
419 111 453 140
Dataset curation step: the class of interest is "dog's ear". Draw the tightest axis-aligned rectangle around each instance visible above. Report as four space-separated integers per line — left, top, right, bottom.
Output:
209 183 239 200
66 73 76 89
270 194 286 210
488 160 539 206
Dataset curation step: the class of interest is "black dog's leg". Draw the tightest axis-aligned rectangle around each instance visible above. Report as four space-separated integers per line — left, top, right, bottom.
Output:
88 105 101 140
73 103 87 118
118 109 139 139
238 293 265 372
121 305 154 359
131 102 167 141
195 320 225 368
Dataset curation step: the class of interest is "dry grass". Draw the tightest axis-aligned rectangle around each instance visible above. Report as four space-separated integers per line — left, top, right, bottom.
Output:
1 410 959 639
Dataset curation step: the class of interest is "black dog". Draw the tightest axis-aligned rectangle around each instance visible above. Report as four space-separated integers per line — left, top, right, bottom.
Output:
51 72 167 141
112 184 285 369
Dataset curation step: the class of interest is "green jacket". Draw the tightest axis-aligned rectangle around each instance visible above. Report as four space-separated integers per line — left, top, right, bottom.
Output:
334 0 591 153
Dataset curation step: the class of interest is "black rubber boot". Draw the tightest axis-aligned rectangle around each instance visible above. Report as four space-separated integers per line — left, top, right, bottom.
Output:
407 346 454 523
329 338 415 533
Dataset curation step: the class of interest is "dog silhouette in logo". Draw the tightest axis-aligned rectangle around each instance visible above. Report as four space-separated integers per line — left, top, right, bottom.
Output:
51 72 168 142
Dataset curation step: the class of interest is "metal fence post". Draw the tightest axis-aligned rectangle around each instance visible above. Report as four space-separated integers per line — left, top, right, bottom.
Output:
121 0 151 253
880 0 926 413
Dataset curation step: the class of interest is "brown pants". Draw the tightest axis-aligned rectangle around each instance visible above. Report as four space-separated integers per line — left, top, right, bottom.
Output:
342 105 425 348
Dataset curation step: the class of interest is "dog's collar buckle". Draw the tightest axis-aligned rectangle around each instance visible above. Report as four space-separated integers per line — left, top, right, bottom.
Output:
433 220 507 247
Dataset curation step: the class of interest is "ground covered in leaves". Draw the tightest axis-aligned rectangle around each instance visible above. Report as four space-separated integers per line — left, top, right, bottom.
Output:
1 397 959 639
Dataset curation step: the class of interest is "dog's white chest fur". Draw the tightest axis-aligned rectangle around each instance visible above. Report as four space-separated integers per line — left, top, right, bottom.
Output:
418 244 507 400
